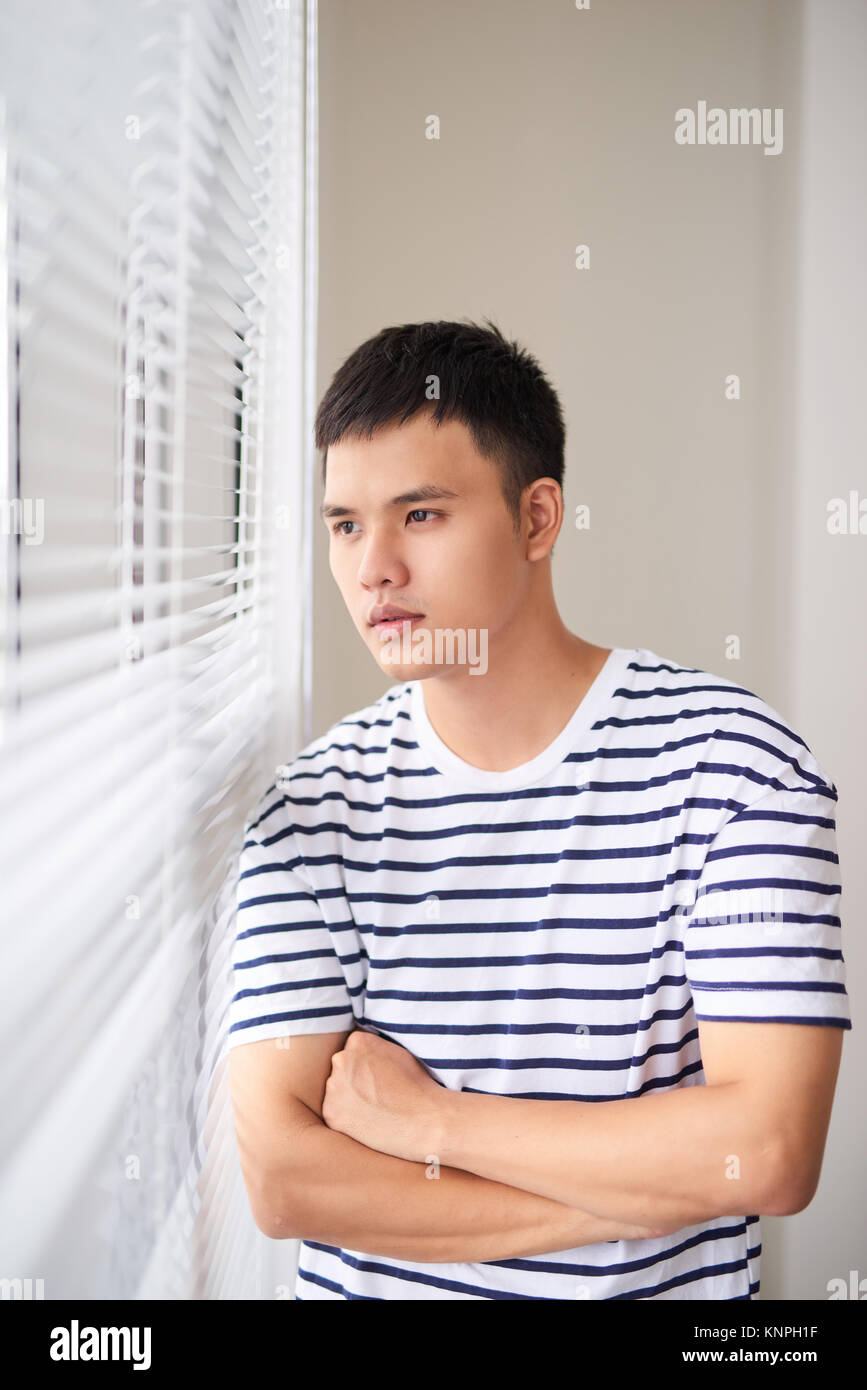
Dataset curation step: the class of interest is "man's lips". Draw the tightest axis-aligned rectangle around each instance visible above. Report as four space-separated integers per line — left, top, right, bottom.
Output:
368 606 425 627
370 614 425 633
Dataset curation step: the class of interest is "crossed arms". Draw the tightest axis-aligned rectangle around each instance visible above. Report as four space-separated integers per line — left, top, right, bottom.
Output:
227 1018 843 1263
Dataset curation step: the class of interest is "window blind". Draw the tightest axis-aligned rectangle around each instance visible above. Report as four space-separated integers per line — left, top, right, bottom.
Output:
0 0 317 1298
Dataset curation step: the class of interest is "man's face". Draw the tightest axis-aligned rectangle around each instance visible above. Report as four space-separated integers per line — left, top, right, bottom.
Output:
321 410 526 681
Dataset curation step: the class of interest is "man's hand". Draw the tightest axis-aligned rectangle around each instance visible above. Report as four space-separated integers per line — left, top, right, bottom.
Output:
319 1029 686 1240
322 1027 447 1161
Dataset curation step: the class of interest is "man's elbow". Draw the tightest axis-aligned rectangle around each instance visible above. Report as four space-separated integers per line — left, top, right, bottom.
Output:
772 1171 820 1217
247 1168 307 1240
256 1207 302 1241
760 1141 820 1217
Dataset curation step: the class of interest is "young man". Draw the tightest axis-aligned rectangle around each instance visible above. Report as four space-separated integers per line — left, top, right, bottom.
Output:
226 319 851 1300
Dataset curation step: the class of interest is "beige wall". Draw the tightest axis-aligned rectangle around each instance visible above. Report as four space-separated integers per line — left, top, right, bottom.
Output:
313 0 865 1299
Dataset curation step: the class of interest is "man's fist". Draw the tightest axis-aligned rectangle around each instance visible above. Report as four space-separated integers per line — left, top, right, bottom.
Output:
321 1027 447 1162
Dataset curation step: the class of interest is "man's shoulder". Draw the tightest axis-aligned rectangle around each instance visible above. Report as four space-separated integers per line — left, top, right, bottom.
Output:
635 647 837 805
245 681 413 830
287 680 413 773
238 681 411 834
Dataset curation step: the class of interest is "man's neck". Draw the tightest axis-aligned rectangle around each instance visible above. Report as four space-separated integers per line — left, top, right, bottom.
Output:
418 622 612 774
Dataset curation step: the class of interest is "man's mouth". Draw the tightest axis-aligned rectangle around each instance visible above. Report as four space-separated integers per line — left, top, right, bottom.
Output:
368 604 425 629
372 615 424 633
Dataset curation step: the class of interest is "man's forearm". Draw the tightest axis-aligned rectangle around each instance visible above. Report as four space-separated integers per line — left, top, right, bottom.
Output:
436 1081 784 1229
260 1107 664 1262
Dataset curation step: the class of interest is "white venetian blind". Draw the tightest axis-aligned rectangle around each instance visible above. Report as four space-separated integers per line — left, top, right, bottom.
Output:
0 0 317 1297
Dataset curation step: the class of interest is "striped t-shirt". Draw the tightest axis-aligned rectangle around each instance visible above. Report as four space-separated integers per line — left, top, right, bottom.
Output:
227 645 852 1300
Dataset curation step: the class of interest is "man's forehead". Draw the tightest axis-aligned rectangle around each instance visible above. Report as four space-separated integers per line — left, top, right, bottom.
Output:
321 415 495 513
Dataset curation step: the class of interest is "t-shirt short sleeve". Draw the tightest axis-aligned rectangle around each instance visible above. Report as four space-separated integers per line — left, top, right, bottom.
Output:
226 796 355 1049
682 784 852 1029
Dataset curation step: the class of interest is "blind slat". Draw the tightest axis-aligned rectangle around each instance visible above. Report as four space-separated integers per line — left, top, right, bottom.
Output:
0 0 315 1297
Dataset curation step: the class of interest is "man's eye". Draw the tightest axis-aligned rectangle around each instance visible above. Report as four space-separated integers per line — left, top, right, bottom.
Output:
332 510 438 537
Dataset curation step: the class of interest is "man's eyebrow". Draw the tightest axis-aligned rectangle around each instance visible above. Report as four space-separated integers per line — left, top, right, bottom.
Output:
319 486 462 521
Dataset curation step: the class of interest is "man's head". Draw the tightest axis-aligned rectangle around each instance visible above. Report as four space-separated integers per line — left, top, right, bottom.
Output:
315 318 567 681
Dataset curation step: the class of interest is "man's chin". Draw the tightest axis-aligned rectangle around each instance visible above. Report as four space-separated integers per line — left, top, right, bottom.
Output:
376 655 437 680
370 624 489 679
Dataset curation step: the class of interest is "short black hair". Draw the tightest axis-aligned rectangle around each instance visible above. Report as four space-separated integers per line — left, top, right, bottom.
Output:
314 318 566 535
